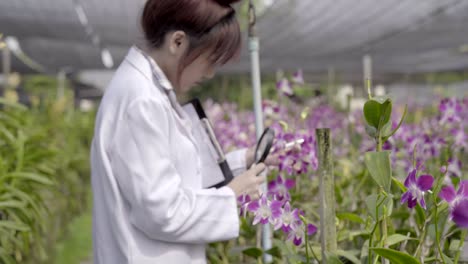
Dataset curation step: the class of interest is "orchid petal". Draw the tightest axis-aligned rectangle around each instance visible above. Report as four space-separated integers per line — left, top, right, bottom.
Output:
408 197 418 209
285 179 296 189
401 192 411 204
439 186 456 203
293 236 302 246
252 215 262 225
404 169 417 187
247 200 259 212
270 200 283 219
417 175 434 191
452 199 468 228
307 224 317 236
458 180 468 197
419 197 426 209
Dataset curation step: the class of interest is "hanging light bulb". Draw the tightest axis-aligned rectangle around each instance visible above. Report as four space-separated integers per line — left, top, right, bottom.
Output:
101 48 114 69
5 36 21 53
4 36 45 72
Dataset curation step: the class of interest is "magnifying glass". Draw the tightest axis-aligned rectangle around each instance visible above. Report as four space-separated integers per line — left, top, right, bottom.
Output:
254 127 275 164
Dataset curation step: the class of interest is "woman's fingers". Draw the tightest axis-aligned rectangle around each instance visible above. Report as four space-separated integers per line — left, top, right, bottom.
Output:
251 163 266 175
264 153 281 166
256 174 266 185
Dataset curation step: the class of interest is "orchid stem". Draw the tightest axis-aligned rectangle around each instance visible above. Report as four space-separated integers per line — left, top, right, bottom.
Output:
454 230 467 263
308 243 320 263
415 218 428 260
300 215 311 264
366 78 372 100
434 200 447 264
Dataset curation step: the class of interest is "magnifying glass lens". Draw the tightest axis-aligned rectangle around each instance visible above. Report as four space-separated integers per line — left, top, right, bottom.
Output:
254 128 275 164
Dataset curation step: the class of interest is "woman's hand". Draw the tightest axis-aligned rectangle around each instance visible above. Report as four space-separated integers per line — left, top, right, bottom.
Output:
246 142 302 168
227 163 266 200
245 148 281 168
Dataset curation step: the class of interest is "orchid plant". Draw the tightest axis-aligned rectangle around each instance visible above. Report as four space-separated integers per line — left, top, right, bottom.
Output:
205 71 467 263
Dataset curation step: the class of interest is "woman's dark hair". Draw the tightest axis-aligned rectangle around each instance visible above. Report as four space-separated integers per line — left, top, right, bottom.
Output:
141 0 241 70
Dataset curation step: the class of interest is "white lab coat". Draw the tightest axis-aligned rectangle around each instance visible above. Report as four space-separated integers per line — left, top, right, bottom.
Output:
90 46 246 264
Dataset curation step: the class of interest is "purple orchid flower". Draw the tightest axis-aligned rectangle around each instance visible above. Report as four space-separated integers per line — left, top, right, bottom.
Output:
439 98 463 125
279 151 297 175
273 201 300 233
262 100 281 119
247 195 282 225
299 136 319 171
440 180 468 207
440 181 468 228
401 169 434 209
447 158 463 178
237 194 251 218
268 176 295 202
286 222 317 246
276 78 294 96
452 200 468 229
291 69 304 85
451 128 468 151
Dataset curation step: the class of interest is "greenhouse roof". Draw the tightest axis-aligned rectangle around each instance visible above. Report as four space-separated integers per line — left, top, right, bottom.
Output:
1 0 468 77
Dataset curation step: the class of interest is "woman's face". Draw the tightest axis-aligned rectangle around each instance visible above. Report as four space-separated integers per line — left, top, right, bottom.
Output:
179 52 216 93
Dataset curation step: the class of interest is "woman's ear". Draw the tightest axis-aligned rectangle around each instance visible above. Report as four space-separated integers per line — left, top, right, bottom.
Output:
168 31 188 56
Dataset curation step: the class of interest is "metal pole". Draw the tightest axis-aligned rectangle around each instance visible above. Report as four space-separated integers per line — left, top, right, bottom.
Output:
248 1 272 262
2 45 11 96
57 69 66 100
327 67 335 104
363 54 372 97
316 128 337 263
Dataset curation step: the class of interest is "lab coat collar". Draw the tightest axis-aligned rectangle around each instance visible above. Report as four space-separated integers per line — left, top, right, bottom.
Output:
125 46 195 136
125 45 173 92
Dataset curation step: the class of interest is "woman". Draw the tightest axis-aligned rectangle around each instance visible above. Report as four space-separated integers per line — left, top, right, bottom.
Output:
90 0 275 263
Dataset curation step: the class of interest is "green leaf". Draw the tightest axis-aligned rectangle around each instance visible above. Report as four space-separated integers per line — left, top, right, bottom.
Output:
391 210 410 220
242 247 263 258
449 239 461 251
278 120 289 132
0 200 27 210
300 107 310 120
0 228 23 247
326 253 344 264
0 124 16 144
4 185 45 219
265 246 282 259
386 234 417 246
370 248 420 264
2 172 54 185
365 151 392 191
363 97 392 131
381 121 392 138
442 253 454 264
372 95 392 104
366 194 393 220
363 100 382 129
379 102 392 134
364 124 378 138
392 177 406 192
0 221 30 232
0 247 16 264
383 104 407 140
360 240 369 260
415 204 426 228
0 98 28 111
336 250 360 264
240 218 256 239
336 213 365 224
